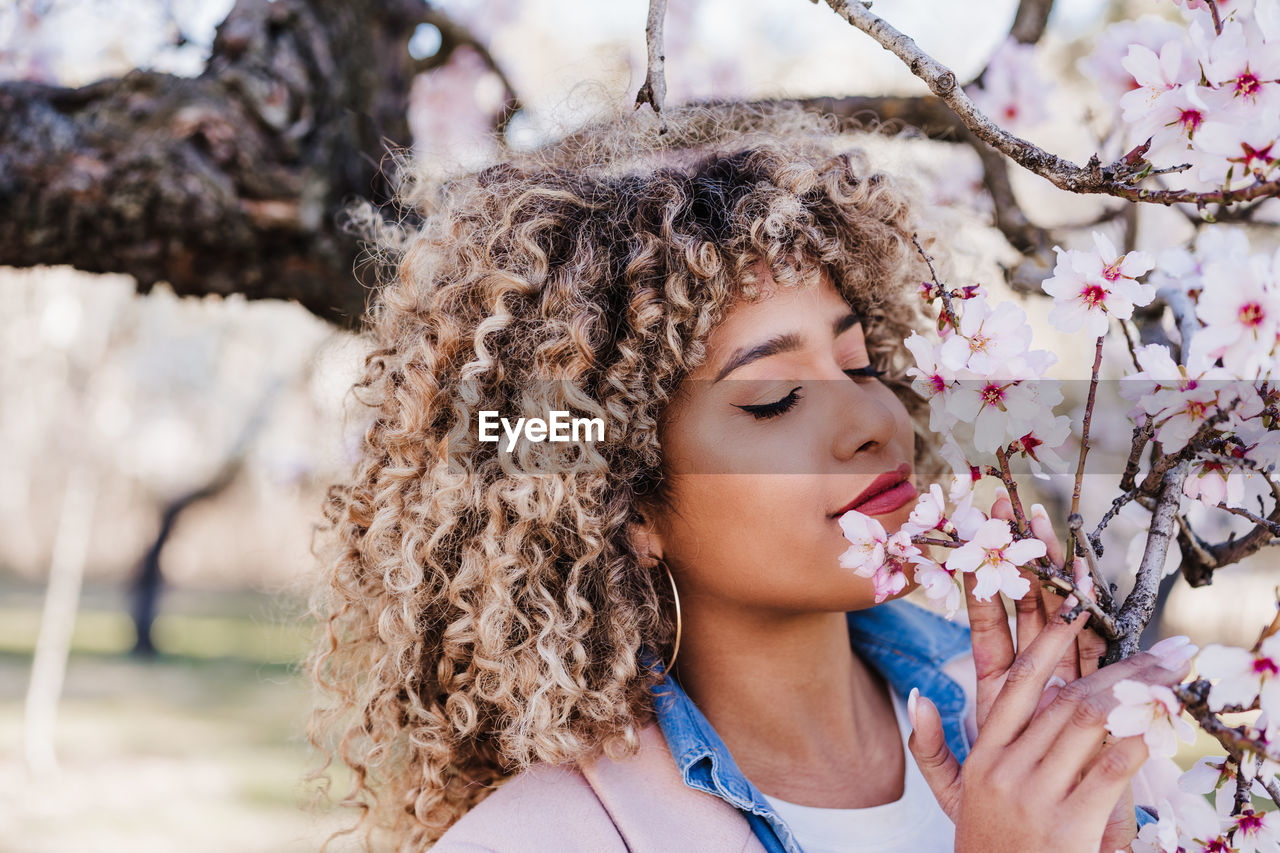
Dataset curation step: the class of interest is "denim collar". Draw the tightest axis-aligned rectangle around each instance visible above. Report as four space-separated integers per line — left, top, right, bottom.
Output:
642 598 973 853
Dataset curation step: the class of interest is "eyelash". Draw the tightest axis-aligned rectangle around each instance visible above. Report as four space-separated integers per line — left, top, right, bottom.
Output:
734 367 885 420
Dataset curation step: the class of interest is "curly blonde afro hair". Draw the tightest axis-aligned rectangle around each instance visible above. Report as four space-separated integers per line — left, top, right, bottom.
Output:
308 101 942 849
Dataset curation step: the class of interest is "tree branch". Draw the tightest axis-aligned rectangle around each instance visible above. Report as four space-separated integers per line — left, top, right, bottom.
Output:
1108 461 1189 662
819 0 1280 208
1009 0 1055 44
0 0 429 328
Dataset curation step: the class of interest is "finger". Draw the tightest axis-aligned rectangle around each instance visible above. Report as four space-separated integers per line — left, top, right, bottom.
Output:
1028 504 1067 642
988 497 1049 658
1067 559 1106 679
1077 628 1106 678
1048 557 1096 684
1067 736 1150 822
907 690 962 820
963 572 1014 727
980 595 1094 747
1098 777 1138 853
1024 651 1194 793
1028 503 1066 570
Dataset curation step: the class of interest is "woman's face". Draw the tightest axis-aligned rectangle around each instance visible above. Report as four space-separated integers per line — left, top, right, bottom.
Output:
642 270 919 614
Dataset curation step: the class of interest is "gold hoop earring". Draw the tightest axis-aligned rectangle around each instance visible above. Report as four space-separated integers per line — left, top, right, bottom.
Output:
661 559 682 674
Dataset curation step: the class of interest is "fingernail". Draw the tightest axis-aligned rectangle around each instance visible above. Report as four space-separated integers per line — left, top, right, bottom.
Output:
1148 636 1198 670
1044 675 1067 692
1148 635 1191 658
1063 594 1078 610
1031 503 1048 521
994 484 1010 500
908 687 920 729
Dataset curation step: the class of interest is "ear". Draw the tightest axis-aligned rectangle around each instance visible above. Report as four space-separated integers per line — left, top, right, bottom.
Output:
626 503 666 566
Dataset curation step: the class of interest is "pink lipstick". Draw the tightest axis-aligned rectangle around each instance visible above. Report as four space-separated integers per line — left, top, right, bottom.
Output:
831 463 917 518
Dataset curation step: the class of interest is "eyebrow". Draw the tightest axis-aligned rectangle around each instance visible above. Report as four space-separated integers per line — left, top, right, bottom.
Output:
713 312 861 383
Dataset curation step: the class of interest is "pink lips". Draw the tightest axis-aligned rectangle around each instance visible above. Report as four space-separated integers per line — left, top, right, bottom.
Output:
832 463 917 518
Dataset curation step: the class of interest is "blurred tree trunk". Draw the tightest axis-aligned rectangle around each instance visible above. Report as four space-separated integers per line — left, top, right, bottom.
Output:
130 467 239 657
0 0 427 328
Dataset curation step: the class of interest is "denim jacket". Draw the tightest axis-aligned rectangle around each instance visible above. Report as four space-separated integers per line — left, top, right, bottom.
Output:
643 597 1154 853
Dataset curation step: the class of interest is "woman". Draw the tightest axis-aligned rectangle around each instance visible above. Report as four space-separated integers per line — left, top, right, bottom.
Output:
308 102 1190 852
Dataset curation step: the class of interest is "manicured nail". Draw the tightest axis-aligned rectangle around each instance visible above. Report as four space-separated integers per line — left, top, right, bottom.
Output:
1063 594 1079 610
1044 675 1067 692
907 687 920 729
1148 636 1198 670
994 484 1010 501
1031 503 1049 521
1148 635 1191 657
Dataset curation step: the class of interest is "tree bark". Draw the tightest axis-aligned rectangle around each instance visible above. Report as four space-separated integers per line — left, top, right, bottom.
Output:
0 0 426 328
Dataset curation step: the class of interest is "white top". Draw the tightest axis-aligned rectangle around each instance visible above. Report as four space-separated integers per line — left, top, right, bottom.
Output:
760 690 956 853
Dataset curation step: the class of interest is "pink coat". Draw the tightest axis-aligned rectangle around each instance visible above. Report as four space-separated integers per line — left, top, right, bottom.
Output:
429 720 768 852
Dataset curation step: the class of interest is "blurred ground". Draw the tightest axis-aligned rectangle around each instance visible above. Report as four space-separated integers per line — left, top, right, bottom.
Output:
0 580 355 853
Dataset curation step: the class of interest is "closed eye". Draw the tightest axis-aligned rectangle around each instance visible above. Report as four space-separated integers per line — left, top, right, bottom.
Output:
845 366 885 380
733 386 803 420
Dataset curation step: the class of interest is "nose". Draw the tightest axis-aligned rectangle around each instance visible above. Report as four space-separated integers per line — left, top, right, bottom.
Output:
830 375 900 462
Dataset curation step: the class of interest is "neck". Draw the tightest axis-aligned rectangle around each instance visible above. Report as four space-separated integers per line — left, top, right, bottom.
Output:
669 600 900 803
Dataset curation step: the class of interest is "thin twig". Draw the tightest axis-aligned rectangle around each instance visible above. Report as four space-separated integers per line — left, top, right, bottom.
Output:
635 0 669 126
1071 336 1105 520
912 535 963 549
1069 513 1113 613
1215 502 1280 535
1118 320 1142 370
1206 0 1224 35
1176 680 1280 764
1264 777 1280 812
912 236 959 328
1091 487 1140 550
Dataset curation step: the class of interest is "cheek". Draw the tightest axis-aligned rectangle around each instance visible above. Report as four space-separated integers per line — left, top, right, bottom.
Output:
664 475 878 601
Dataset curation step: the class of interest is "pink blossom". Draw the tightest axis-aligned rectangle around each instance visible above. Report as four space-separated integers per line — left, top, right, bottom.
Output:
1044 232 1156 337
1120 39 1207 149
937 297 1034 375
1227 808 1280 853
1009 413 1072 479
905 332 963 432
870 531 919 603
945 376 1054 455
838 511 887 574
1131 800 1180 853
902 483 947 536
1183 458 1247 508
948 492 989 541
838 514 916 603
1196 635 1280 716
1079 17 1187 104
1194 254 1280 376
1106 679 1197 758
1122 340 1232 453
914 560 962 618
965 37 1052 129
944 518 1044 601
1200 20 1280 105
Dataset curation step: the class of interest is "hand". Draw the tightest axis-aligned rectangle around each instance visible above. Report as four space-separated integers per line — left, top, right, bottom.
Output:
985 495 1138 850
911 494 1187 845
907 598 1191 852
